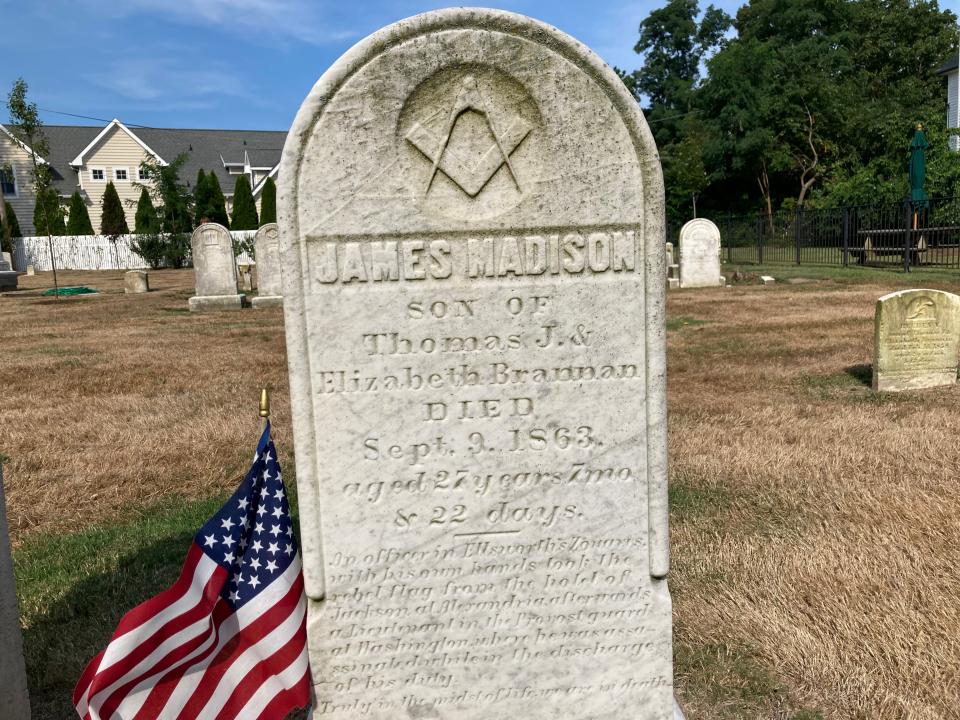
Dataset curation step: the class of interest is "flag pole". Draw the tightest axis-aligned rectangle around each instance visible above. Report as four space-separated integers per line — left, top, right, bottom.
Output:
259 388 270 433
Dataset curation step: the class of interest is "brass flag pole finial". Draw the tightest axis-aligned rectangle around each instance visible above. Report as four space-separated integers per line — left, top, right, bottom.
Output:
259 388 270 431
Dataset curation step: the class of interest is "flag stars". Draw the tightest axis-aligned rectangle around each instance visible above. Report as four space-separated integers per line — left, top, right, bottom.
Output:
239 516 250 530
229 590 240 602
266 560 278 573
249 557 262 571
224 551 235 564
221 517 236 532
232 572 243 585
255 522 265 534
267 542 279 556
270 524 282 537
222 535 236 548
251 539 263 553
271 507 283 519
256 505 267 517
237 496 249 511
284 544 294 556
273 488 284 501
248 575 261 589
204 534 217 548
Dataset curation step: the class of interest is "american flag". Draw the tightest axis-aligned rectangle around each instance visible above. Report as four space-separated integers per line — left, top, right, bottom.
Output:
74 423 311 719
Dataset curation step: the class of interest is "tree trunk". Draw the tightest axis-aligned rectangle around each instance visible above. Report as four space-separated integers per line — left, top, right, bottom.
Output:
757 163 774 235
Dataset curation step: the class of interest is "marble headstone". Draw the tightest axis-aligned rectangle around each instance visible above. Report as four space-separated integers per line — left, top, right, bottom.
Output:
0 253 18 291
252 223 283 308
678 218 722 289
873 289 960 391
188 222 243 311
0 466 31 720
280 9 673 719
124 270 149 294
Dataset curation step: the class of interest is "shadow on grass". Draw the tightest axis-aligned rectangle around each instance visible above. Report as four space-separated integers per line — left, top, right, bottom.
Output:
845 363 872 387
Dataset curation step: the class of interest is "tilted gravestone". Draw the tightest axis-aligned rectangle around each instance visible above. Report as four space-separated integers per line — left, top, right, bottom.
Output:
678 218 722 289
188 222 243 311
252 223 283 308
873 289 960 391
0 466 31 720
280 9 674 719
0 252 18 291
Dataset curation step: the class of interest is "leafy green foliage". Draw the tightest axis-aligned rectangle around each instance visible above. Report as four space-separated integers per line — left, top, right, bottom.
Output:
135 154 193 267
622 0 959 217
259 176 276 225
99 182 128 236
66 191 94 235
230 175 258 230
134 187 159 234
32 187 65 235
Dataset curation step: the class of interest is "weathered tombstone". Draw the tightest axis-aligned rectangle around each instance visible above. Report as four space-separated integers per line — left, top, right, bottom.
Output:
0 253 19 291
678 218 722 289
665 242 679 290
0 466 31 720
25 265 34 277
188 222 243 311
123 270 149 294
251 223 283 308
873 289 960 391
280 9 676 719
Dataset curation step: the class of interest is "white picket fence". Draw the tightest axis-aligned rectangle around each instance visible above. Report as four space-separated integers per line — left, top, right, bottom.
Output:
11 231 256 271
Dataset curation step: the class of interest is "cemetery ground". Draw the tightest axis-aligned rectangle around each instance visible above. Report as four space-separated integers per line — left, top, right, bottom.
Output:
2 268 959 719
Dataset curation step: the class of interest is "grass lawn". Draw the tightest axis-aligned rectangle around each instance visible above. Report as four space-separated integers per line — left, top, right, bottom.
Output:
3 267 960 718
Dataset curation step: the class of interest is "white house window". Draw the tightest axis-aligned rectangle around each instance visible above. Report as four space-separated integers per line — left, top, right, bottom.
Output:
138 168 149 180
90 168 105 181
0 166 16 197
114 168 128 181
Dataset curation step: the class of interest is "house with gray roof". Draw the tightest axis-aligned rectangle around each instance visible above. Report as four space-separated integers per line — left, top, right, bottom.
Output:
0 119 285 236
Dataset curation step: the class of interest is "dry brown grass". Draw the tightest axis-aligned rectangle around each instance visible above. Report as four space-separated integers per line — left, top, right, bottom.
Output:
669 277 960 719
2 270 959 718
0 270 291 541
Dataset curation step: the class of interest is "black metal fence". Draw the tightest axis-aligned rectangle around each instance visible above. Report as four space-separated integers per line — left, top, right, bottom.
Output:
669 195 960 271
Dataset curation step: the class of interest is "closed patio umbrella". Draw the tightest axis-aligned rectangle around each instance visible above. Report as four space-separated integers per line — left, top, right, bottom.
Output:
909 123 929 226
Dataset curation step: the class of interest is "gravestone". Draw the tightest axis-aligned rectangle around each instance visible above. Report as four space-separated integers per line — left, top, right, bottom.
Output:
665 242 679 290
124 270 149 294
0 253 18 291
252 223 283 308
280 8 674 719
678 218 721 289
188 222 243 311
873 289 960 391
0 466 31 720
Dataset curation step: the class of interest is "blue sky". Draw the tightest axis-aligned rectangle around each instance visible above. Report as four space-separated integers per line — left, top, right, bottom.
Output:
0 0 747 131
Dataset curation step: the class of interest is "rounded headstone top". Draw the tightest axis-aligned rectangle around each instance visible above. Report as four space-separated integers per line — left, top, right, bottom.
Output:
679 218 720 239
279 7 663 239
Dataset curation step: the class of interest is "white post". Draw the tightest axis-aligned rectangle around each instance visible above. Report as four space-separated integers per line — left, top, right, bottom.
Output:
0 465 31 720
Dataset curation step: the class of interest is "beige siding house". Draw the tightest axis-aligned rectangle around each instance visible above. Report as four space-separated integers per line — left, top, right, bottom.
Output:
1 126 42 235
0 120 285 235
71 121 163 232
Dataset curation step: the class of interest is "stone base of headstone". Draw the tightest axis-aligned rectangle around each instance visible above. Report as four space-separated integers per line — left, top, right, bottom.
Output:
0 466 32 720
188 294 244 312
668 277 679 290
25 265 35 276
251 295 283 309
124 270 149 294
0 271 19 291
873 369 957 393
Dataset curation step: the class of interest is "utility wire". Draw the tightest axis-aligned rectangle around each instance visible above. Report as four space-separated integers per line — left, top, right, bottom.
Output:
37 107 150 128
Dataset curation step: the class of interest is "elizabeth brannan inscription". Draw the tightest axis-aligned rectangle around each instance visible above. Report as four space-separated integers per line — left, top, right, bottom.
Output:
280 9 673 720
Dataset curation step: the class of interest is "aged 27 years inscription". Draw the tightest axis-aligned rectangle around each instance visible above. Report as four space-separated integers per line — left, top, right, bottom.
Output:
279 9 673 718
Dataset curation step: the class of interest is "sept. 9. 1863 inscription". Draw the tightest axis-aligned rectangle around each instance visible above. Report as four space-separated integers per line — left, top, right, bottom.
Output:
279 9 673 719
